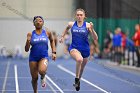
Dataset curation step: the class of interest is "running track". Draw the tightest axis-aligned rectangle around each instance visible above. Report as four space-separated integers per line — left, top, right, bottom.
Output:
0 58 140 93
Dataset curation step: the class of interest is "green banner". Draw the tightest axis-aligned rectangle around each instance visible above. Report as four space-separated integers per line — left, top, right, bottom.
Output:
86 18 139 51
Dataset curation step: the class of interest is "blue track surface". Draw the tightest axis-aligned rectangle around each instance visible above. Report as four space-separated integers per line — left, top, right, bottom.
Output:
0 58 140 93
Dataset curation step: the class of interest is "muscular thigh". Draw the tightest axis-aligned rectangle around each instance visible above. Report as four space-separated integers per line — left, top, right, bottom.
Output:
29 62 38 77
38 58 48 71
70 49 83 61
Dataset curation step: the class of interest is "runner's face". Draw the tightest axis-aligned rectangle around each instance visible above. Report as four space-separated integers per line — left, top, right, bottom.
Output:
135 24 140 31
76 11 85 22
34 18 44 29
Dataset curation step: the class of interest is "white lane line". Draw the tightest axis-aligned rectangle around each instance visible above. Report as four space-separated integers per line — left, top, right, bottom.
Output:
2 61 10 93
47 81 57 93
46 75 64 93
57 65 110 93
14 65 19 93
86 66 140 88
2 89 98 92
0 77 31 78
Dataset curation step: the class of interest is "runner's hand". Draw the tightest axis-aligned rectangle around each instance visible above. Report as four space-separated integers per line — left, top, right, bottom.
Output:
52 53 56 61
27 33 31 41
90 22 94 30
59 36 64 43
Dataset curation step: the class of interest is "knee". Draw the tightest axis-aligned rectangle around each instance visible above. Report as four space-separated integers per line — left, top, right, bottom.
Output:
39 69 46 75
76 57 83 63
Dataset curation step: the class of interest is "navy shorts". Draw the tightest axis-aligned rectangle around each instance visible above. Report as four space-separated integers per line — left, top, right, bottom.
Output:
29 54 49 62
68 46 90 58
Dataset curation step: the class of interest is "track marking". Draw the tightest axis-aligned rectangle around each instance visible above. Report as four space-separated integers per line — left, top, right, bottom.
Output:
0 77 30 78
47 81 57 93
14 65 19 93
2 61 10 93
57 65 110 93
46 75 64 93
0 89 100 92
86 66 140 88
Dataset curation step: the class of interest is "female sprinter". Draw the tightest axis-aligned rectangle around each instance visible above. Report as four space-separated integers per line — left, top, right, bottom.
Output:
25 16 56 93
59 8 98 91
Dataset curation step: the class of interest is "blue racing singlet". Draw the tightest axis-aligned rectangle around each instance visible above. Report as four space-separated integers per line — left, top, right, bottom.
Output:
70 21 90 51
29 29 49 62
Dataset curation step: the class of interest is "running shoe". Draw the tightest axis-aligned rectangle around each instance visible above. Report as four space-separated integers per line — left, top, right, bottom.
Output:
73 78 80 91
41 76 47 88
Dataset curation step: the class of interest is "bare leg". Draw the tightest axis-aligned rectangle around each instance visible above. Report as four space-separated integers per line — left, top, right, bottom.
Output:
29 62 38 93
70 49 83 91
70 49 83 78
79 58 88 79
38 58 48 77
38 58 48 87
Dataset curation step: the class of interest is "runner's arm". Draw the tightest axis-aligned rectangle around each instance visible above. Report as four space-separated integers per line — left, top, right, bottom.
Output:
25 32 31 52
88 22 98 41
59 22 73 43
47 31 56 53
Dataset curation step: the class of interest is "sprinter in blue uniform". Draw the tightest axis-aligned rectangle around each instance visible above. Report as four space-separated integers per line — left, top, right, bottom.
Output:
25 16 56 93
59 8 98 91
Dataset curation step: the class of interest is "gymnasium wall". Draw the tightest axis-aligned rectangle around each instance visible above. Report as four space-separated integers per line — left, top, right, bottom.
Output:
0 0 75 19
0 0 76 57
0 19 72 57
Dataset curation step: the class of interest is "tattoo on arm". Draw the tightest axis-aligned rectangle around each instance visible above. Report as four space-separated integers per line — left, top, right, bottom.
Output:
66 26 70 30
48 32 56 52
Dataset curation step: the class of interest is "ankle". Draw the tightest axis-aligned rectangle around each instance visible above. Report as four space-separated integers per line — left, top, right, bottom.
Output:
41 75 45 79
75 78 80 82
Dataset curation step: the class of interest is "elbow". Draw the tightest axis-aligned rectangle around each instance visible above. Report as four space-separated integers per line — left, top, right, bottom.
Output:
25 49 29 52
25 47 29 52
94 36 98 41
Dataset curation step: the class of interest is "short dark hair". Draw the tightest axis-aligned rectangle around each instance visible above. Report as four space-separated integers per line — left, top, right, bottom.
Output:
33 16 44 22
